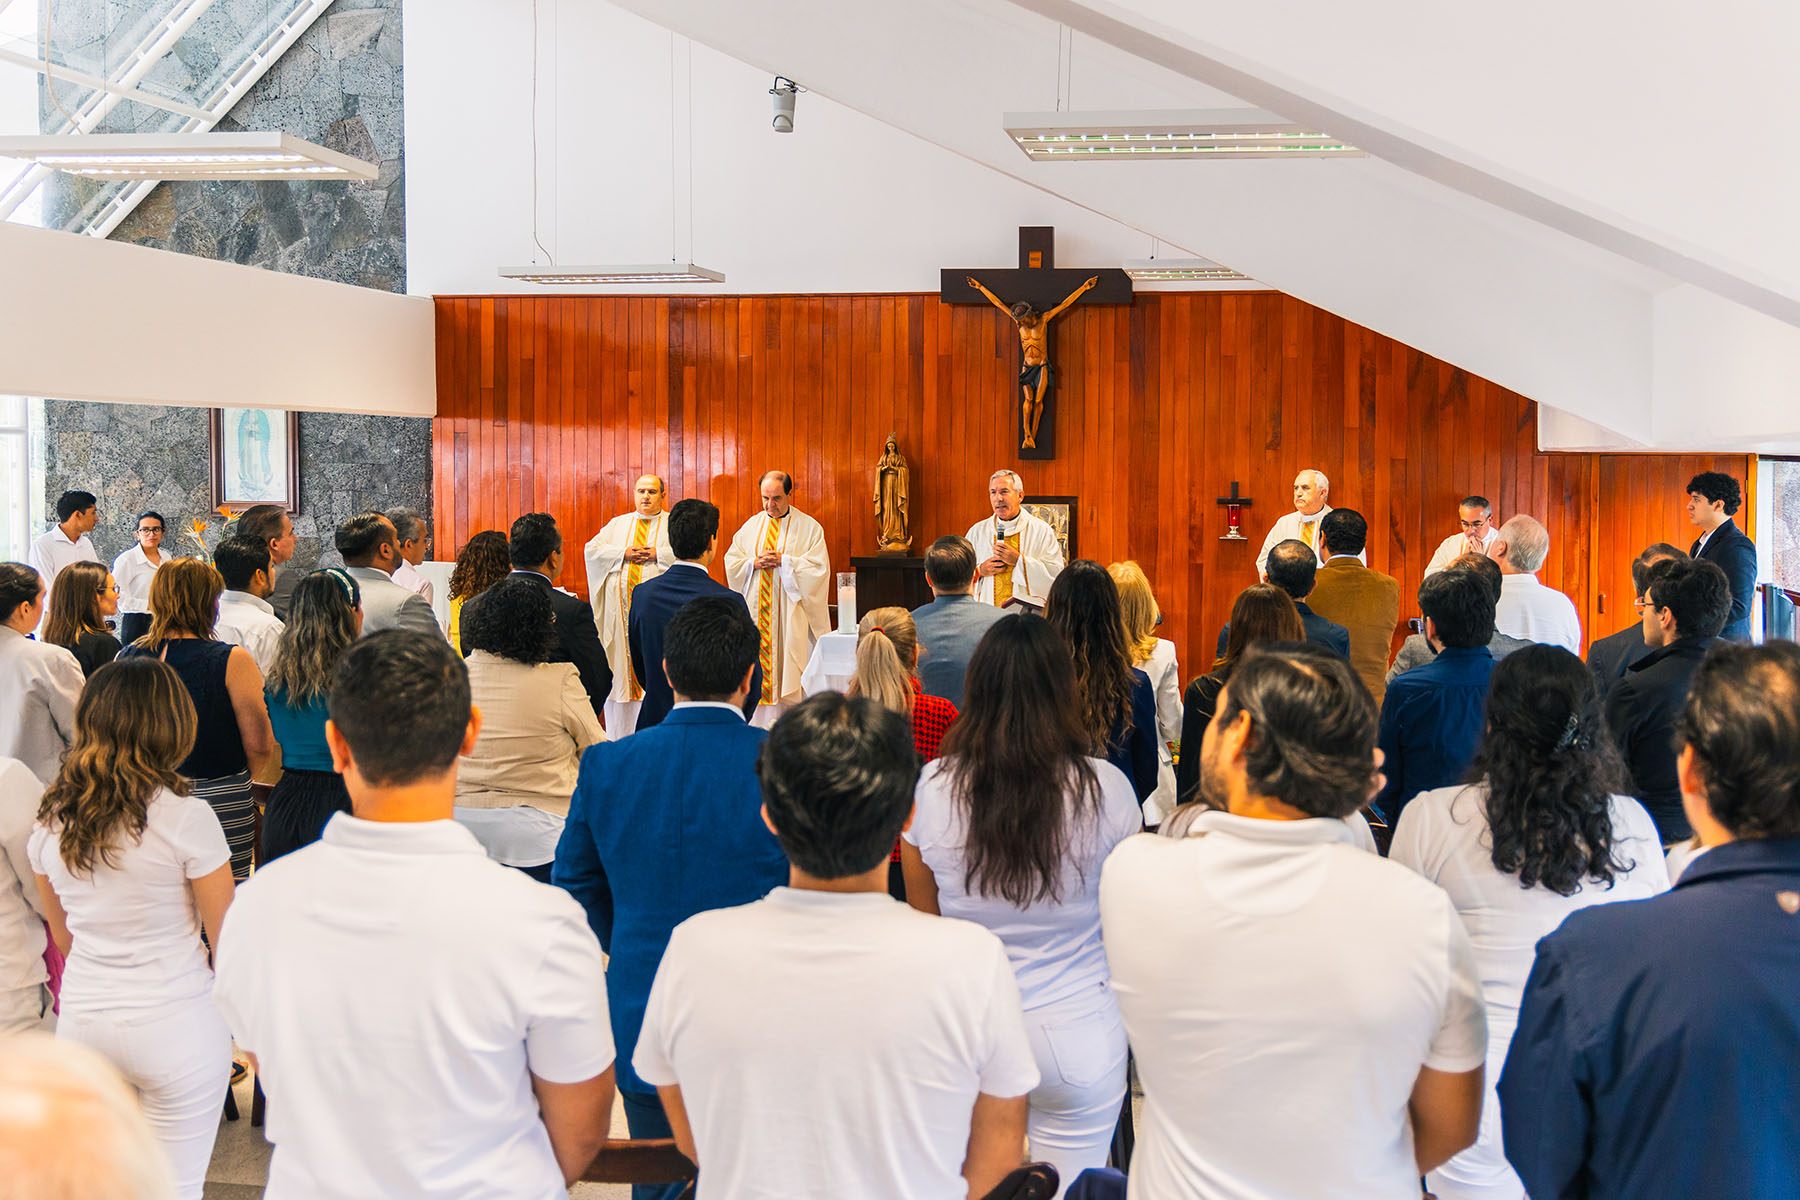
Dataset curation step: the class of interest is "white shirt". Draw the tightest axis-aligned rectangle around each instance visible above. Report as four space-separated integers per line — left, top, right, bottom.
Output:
1255 506 1331 578
28 788 229 1014
110 543 164 615
213 814 614 1200
1423 526 1500 577
0 758 47 1005
1100 811 1487 1200
634 888 1039 1200
26 525 98 597
906 756 1141 1010
1494 572 1583 653
391 558 435 605
0 626 85 786
215 590 284 678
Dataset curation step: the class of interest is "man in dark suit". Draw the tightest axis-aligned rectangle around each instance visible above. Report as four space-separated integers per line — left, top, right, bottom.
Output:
553 596 787 1198
628 499 761 729
1304 510 1402 705
508 512 611 723
1588 543 1687 700
1686 471 1758 641
1604 558 1731 843
1218 538 1349 660
911 534 1006 708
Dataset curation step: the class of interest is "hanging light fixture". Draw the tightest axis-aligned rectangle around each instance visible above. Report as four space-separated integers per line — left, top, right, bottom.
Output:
0 132 377 179
1004 110 1362 161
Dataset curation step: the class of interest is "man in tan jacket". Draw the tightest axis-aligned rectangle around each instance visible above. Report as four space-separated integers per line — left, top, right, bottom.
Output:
1305 509 1401 705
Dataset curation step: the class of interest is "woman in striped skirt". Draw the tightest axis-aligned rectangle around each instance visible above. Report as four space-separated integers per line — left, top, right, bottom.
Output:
120 557 274 880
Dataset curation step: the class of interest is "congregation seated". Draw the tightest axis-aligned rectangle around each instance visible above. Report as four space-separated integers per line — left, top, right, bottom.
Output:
0 563 84 785
632 692 1038 1199
1391 644 1668 1199
912 534 1004 709
1374 565 1498 821
119 559 274 882
1500 641 1800 1197
902 615 1140 1192
214 631 616 1195
1217 538 1348 659
1109 560 1181 823
1388 552 1531 681
40 560 121 678
453 576 605 881
260 569 363 863
1044 561 1159 805
211 534 284 678
553 595 787 1193
1101 645 1486 1197
445 528 511 655
1174 583 1301 805
30 657 236 1198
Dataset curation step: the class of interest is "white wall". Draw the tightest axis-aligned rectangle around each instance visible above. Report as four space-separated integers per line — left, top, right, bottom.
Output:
0 221 437 415
403 0 1208 296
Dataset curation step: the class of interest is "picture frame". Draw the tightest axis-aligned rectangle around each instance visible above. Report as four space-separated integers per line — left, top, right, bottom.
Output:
210 408 299 512
1024 495 1077 563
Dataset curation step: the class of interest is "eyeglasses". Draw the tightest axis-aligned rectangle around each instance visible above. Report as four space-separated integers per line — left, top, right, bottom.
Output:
137 526 163 534
1458 519 1488 530
98 583 120 594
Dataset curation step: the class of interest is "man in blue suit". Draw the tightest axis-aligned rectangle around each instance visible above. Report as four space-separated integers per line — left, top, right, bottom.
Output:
554 594 787 1198
1685 471 1758 641
628 498 760 729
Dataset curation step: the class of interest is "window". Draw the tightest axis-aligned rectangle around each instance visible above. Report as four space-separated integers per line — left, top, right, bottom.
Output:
1760 456 1800 592
0 395 28 562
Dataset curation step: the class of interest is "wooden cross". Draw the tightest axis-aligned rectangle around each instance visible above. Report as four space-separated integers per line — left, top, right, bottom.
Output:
941 227 1132 460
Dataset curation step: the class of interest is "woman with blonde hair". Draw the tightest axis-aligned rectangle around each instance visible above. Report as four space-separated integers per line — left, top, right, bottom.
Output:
446 530 511 654
119 559 273 880
28 656 235 1198
262 569 362 862
1108 560 1182 823
41 560 123 677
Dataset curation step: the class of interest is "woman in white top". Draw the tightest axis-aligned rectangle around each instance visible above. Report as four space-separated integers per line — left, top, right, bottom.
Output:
903 615 1141 1195
110 510 167 646
28 656 236 1199
1392 644 1670 1200
1109 560 1181 825
0 563 85 785
452 576 604 880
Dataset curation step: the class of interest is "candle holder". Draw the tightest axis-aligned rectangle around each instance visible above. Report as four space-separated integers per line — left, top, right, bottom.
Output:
1217 481 1253 541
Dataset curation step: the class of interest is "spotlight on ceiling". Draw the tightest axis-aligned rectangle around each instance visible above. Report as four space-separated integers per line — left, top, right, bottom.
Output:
769 77 803 134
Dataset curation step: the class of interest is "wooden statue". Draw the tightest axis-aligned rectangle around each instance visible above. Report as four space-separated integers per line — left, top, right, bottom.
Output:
874 434 911 552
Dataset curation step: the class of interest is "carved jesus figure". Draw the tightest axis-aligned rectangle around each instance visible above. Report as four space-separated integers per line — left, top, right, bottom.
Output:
966 273 1098 449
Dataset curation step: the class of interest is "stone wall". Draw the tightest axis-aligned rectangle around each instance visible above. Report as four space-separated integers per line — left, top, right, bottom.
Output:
37 0 430 557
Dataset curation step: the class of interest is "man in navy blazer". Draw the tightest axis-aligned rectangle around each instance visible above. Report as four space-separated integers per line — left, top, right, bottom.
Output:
508 512 612 723
1217 539 1350 659
1686 471 1758 640
554 594 787 1196
629 498 760 729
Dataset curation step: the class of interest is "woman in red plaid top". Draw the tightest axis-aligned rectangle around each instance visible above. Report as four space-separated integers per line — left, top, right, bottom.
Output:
847 606 958 897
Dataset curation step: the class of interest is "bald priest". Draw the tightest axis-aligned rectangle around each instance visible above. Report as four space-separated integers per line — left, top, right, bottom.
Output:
585 475 676 736
963 469 1066 610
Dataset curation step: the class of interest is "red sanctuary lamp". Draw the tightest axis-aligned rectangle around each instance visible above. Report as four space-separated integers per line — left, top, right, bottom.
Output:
1217 481 1252 541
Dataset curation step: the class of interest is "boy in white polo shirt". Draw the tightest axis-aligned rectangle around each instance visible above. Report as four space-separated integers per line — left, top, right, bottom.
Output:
1099 643 1487 1200
633 692 1040 1200
213 630 615 1199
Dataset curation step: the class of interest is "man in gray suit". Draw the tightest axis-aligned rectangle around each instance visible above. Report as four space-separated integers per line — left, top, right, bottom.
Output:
910 535 1005 709
335 512 443 638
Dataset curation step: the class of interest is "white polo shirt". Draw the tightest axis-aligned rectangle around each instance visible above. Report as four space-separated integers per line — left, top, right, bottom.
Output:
213 814 614 1200
1100 811 1487 1200
214 590 284 678
1494 573 1583 653
634 888 1039 1200
26 525 97 596
110 543 165 616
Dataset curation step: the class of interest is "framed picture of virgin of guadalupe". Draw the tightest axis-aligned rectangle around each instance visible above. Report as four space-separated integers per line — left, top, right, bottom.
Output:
211 407 299 512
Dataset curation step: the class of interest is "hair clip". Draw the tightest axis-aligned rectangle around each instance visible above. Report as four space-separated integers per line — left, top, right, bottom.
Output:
1555 713 1581 751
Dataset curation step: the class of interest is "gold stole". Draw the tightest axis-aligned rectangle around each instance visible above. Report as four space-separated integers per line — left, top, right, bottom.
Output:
993 528 1022 607
620 518 652 700
756 517 783 702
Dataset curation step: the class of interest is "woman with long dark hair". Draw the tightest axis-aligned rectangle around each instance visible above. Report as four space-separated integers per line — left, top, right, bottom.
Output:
29 657 235 1198
262 569 363 861
41 560 122 677
446 530 511 655
901 615 1140 1193
1174 584 1304 804
1391 645 1669 1200
1044 559 1159 806
119 559 274 881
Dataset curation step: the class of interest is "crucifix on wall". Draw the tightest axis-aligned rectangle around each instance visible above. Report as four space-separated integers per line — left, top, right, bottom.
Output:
941 227 1132 459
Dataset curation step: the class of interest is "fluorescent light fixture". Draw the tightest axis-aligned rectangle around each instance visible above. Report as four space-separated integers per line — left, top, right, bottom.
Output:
500 264 726 285
1004 110 1363 160
0 131 377 179
1123 258 1250 281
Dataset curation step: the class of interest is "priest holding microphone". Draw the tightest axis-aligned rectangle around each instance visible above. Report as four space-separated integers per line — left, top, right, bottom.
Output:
963 469 1065 610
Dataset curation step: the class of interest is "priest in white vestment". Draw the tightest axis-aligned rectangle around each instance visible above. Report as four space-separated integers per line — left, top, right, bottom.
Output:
725 470 831 727
1422 495 1501 577
1255 469 1334 579
584 475 675 735
963 469 1065 609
